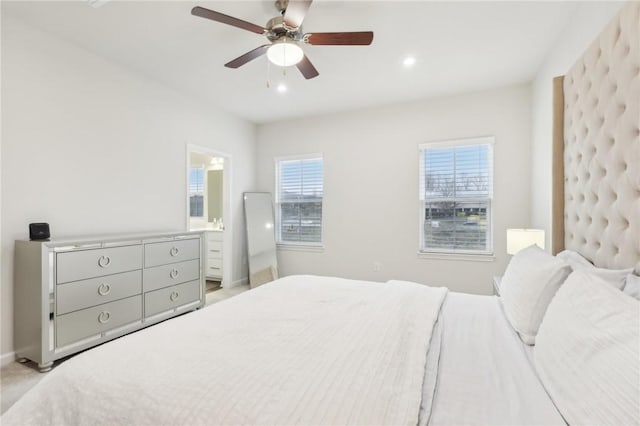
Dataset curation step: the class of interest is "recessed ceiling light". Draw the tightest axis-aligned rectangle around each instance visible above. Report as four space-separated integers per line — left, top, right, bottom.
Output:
277 83 288 93
403 56 416 67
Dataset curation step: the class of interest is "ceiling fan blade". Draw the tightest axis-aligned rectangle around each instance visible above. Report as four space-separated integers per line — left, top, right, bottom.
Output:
283 0 313 29
296 55 319 79
304 31 374 46
225 45 270 69
191 6 266 35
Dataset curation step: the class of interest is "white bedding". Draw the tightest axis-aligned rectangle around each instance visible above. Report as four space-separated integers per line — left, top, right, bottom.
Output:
3 276 570 426
428 292 565 425
3 275 447 426
535 271 640 425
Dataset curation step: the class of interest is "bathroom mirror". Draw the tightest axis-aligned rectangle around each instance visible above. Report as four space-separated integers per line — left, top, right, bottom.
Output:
243 192 278 288
207 169 223 222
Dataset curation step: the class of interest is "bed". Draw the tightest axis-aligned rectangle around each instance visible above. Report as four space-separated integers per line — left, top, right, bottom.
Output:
3 2 639 425
3 275 568 425
3 268 636 425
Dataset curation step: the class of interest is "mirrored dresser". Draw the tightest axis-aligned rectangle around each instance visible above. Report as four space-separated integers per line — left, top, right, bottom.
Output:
14 231 205 372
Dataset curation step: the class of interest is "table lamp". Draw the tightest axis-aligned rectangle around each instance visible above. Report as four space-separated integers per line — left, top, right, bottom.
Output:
506 229 545 255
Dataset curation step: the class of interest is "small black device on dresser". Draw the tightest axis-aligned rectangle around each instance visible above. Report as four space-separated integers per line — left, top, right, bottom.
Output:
29 223 50 241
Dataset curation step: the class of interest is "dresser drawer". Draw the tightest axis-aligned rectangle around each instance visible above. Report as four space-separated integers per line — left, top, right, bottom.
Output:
207 241 223 259
143 259 199 292
56 245 142 284
208 258 222 268
206 258 222 278
56 270 142 315
56 295 142 347
144 238 200 267
206 268 222 278
207 231 223 242
144 280 201 317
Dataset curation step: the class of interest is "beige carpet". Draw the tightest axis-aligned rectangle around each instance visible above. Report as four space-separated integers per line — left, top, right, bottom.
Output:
1 361 45 415
0 283 250 415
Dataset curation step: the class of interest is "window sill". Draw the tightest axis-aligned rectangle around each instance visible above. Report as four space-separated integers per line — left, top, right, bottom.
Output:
277 244 325 253
417 251 495 262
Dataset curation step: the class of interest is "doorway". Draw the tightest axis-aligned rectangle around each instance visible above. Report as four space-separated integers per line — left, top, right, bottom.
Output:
186 145 233 290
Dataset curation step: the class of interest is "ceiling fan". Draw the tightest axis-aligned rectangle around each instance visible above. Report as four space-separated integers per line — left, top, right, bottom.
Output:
191 0 374 80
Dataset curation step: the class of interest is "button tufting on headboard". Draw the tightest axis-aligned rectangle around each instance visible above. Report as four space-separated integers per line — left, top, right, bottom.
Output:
562 2 640 272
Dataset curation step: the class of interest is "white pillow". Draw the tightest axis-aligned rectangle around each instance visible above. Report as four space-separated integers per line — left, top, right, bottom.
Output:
535 270 640 426
623 273 640 300
556 249 633 290
555 249 593 268
500 245 571 345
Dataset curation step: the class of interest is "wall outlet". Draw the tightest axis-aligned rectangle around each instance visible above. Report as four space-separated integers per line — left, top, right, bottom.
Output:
373 262 381 272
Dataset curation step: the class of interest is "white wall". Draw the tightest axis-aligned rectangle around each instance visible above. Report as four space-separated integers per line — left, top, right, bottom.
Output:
257 84 532 295
530 1 624 240
0 16 256 362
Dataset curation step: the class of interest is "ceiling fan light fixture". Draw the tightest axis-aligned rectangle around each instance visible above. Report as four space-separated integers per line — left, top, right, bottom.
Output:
267 40 304 67
191 2 373 80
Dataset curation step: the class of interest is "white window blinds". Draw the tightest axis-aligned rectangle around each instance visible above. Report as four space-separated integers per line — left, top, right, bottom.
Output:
419 138 494 254
276 156 324 245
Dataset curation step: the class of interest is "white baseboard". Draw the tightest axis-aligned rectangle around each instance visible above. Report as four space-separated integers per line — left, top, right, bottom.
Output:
1 351 16 367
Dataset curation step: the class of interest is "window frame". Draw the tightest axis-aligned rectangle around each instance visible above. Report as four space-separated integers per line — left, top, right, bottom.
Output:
418 136 495 257
274 153 325 249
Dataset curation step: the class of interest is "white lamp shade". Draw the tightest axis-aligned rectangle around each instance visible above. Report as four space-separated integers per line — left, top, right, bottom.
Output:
266 41 304 67
506 229 545 255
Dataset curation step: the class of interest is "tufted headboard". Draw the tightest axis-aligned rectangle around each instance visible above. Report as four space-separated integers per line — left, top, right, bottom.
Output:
552 2 640 273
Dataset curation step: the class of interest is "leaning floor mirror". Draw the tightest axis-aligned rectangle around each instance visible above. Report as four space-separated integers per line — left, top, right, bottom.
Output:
243 192 279 288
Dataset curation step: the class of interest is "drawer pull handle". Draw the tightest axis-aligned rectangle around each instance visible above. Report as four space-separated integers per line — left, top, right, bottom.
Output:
170 291 179 301
98 311 111 324
170 269 179 279
209 249 220 253
210 267 221 270
98 255 111 268
170 247 179 257
98 283 111 296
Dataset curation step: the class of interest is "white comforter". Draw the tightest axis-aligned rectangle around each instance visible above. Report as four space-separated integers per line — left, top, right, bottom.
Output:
3 275 447 426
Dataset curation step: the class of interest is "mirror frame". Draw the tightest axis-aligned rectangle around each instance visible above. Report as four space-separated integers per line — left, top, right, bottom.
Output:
243 192 279 287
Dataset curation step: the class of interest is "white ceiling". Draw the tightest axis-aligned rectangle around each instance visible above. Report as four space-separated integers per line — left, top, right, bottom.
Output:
3 1 587 123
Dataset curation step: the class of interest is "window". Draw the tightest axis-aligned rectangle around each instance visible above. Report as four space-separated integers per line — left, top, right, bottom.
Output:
189 166 205 217
419 137 494 255
275 155 324 246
